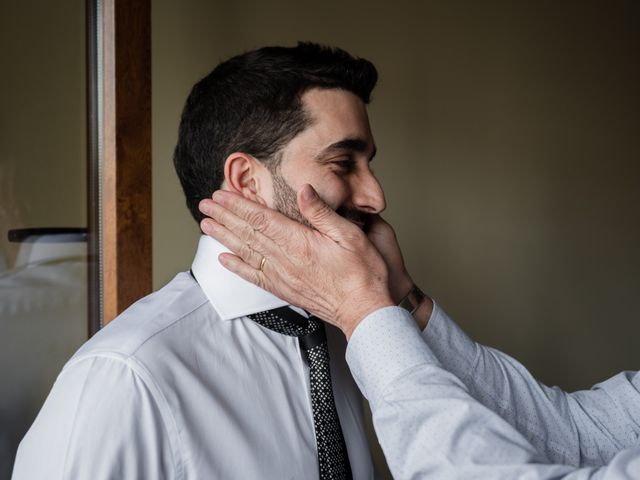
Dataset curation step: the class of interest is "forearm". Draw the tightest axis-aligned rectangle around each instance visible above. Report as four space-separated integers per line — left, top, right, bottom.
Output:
422 305 640 466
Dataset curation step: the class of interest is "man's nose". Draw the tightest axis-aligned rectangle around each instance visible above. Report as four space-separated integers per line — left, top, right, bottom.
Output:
352 169 386 214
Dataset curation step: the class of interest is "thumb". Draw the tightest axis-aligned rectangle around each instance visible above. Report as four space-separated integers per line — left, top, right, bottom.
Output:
297 184 355 242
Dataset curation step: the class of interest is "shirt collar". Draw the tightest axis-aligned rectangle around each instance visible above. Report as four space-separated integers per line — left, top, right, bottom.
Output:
191 235 289 321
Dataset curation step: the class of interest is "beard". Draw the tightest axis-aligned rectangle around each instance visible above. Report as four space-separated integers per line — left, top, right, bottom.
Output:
271 172 370 230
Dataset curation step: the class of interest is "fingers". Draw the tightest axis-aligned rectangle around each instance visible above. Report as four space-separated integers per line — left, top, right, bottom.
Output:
200 198 273 257
297 184 359 244
206 190 297 243
364 214 385 232
218 252 267 290
201 218 265 270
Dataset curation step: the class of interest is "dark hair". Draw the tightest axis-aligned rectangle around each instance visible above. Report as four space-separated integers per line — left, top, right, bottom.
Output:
173 42 378 223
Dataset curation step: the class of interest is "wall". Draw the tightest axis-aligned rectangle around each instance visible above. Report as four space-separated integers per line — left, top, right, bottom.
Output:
0 1 86 264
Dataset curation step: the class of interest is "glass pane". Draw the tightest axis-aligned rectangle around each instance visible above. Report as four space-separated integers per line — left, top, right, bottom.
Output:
0 1 88 477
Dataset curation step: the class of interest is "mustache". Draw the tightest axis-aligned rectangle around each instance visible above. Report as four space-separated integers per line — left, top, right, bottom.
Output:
335 207 372 228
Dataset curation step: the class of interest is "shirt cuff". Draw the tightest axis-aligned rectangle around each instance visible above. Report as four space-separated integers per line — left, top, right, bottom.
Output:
422 302 479 382
346 306 441 404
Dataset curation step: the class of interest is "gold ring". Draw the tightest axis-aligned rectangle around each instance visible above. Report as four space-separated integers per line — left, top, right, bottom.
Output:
259 256 267 271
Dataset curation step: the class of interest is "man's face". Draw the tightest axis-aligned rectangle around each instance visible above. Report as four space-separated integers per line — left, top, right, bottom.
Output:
268 88 386 229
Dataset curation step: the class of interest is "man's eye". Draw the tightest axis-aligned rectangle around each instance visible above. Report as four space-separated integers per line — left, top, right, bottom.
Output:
332 159 355 172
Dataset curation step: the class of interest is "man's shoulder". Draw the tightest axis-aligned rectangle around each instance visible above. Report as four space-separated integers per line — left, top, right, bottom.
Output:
70 271 214 364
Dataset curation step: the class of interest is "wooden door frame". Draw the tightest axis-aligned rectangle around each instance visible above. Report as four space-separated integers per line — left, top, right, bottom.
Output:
87 0 152 333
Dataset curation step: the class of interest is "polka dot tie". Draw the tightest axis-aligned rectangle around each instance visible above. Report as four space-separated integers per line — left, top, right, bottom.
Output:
248 307 353 480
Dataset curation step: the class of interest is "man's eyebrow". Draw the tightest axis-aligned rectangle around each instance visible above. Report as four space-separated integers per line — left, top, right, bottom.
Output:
314 137 377 161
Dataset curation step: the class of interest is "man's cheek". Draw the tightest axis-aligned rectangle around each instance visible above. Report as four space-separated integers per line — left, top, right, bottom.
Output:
313 181 349 212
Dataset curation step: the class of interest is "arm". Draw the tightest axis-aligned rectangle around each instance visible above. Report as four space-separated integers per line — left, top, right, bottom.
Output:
423 304 640 467
348 307 640 479
12 355 179 479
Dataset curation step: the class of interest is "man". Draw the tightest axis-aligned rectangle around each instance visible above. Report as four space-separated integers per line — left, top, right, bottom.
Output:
12 43 388 479
197 187 640 479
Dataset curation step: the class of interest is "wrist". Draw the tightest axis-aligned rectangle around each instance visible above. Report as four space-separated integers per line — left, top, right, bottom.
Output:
337 289 394 340
413 295 433 330
391 270 414 304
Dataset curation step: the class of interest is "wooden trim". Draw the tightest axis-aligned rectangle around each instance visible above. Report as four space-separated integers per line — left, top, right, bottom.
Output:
102 0 152 324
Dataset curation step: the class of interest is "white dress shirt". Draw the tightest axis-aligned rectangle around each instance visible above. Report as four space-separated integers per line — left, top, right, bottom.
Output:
2 238 87 479
347 304 640 479
12 236 374 479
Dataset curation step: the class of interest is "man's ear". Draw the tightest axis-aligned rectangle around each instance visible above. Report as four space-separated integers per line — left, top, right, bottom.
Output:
223 152 271 206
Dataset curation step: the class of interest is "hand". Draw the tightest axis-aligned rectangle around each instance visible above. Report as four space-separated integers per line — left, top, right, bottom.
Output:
366 216 434 329
365 216 414 303
198 185 395 339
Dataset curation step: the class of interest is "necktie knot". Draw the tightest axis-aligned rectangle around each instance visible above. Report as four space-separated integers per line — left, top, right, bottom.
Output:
248 306 325 347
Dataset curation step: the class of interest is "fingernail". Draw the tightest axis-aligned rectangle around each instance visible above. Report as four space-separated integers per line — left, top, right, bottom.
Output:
199 199 211 214
218 253 232 268
302 184 317 201
201 219 213 234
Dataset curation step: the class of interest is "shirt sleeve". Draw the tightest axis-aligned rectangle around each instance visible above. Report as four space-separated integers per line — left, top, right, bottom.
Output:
346 306 640 479
423 303 640 466
12 354 180 480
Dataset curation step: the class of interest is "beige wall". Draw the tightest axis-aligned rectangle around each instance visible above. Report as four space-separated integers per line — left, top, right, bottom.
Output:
0 1 86 265
153 0 640 395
